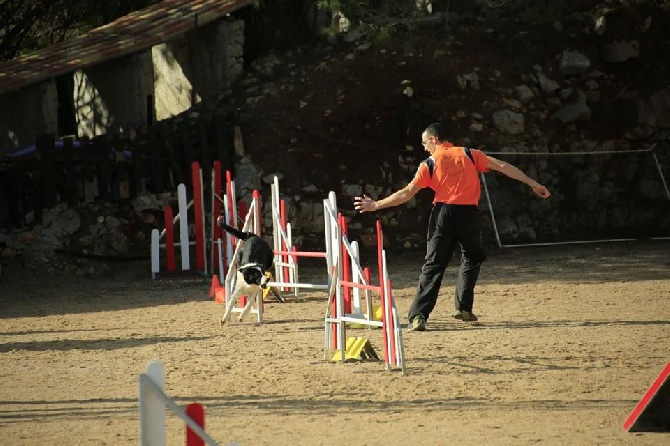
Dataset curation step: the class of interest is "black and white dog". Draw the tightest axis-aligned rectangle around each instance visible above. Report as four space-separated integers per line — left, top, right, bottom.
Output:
216 216 274 324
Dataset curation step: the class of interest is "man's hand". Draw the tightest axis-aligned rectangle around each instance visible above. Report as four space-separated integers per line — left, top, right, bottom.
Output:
354 195 377 213
531 183 551 199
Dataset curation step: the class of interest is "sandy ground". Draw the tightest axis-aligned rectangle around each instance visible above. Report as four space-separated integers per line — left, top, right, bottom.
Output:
1 241 669 446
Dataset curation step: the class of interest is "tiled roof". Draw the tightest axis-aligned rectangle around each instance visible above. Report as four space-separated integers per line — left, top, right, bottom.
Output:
0 0 251 94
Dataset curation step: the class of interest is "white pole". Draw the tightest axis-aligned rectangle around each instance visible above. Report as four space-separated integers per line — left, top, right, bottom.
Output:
194 164 206 275
217 239 224 282
323 199 333 284
485 149 653 156
335 223 346 360
287 223 299 299
351 241 361 315
177 184 190 270
230 179 237 228
223 194 233 272
139 360 165 446
652 152 670 201
150 229 160 279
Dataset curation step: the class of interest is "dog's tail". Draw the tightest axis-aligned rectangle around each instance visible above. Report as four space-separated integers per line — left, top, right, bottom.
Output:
216 216 255 240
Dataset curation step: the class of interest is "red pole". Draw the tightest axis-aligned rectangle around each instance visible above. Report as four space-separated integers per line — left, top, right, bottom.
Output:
211 161 222 270
164 205 175 272
340 215 352 315
386 278 397 365
378 273 389 364
363 267 371 315
185 403 205 446
280 199 289 292
375 220 389 363
191 162 205 271
376 220 384 291
252 190 262 237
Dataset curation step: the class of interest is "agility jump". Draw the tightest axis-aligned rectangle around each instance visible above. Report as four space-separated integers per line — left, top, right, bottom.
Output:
151 161 241 280
270 176 334 299
139 360 219 446
323 195 406 373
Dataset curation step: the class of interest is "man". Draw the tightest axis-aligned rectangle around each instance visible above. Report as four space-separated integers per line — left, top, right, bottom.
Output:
354 123 551 331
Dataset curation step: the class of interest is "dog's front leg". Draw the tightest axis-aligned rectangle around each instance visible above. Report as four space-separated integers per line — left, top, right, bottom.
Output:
238 289 261 322
220 288 242 325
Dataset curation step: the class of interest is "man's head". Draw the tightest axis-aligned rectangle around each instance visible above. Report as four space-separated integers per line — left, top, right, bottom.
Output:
421 123 449 153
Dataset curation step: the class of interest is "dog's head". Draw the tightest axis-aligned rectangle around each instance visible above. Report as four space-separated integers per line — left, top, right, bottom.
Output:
239 264 270 289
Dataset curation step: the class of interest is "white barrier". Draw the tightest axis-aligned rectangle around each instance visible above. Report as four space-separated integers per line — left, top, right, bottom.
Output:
322 198 406 373
269 176 334 299
139 360 219 446
151 161 240 280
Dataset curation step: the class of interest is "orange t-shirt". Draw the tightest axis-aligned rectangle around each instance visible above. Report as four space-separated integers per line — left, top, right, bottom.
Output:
410 144 490 205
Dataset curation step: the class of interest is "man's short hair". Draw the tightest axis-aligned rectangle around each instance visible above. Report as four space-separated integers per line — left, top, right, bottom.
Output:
424 123 448 141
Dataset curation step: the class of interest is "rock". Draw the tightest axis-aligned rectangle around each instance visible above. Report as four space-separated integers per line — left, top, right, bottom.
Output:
559 51 591 76
601 41 639 63
515 85 535 103
551 103 591 124
492 110 525 135
535 72 560 96
638 88 670 128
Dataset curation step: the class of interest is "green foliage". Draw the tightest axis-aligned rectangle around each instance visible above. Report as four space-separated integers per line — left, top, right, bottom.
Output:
0 0 161 61
316 0 424 41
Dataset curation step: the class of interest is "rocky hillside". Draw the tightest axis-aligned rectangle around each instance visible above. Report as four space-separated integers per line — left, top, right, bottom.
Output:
231 1 669 249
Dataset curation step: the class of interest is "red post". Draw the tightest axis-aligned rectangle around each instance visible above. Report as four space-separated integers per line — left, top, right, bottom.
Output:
164 205 175 272
185 403 205 446
252 190 262 237
363 267 371 314
340 214 352 315
376 220 384 291
375 220 389 363
386 278 397 365
225 170 234 224
280 199 289 292
191 162 205 271
378 280 389 364
211 161 222 270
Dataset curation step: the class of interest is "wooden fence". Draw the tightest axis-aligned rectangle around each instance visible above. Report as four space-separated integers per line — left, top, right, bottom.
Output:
0 113 235 229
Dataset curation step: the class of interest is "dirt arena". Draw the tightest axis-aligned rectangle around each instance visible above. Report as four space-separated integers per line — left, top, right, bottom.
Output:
1 241 669 446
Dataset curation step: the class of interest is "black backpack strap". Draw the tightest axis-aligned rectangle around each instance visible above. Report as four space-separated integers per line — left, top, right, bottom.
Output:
421 156 435 177
463 147 475 164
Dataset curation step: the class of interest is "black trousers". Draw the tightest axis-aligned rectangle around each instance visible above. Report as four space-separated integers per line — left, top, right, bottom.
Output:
408 203 486 321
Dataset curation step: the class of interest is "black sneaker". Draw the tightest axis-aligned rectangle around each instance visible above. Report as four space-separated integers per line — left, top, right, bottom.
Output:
409 314 426 331
453 310 478 322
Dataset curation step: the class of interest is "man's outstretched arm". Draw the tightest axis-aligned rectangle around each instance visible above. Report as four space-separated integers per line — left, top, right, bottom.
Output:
486 156 551 199
354 183 421 213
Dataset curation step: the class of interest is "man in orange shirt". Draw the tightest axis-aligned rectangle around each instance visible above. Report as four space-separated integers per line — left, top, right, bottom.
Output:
354 123 551 331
